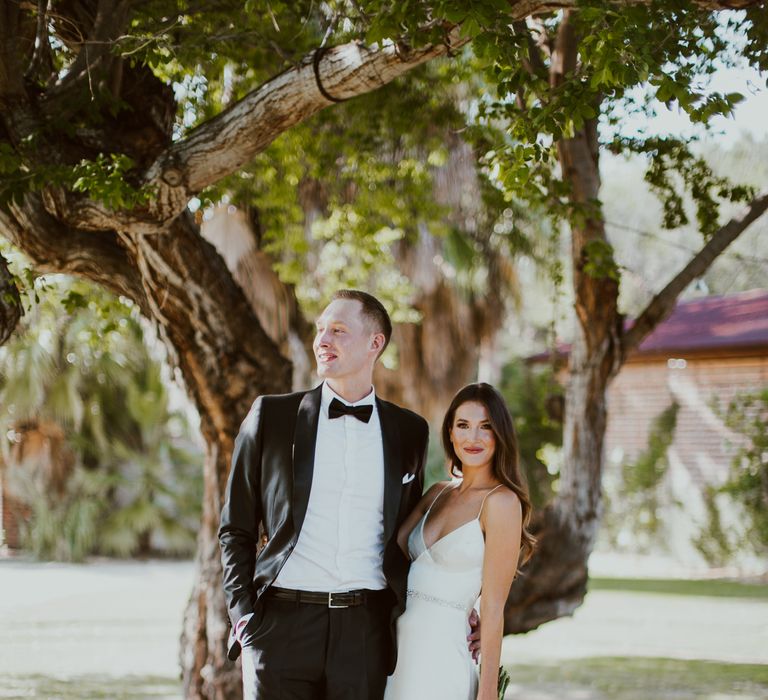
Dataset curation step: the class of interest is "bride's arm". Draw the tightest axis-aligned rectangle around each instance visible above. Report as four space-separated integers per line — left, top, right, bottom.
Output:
477 489 523 700
395 481 451 557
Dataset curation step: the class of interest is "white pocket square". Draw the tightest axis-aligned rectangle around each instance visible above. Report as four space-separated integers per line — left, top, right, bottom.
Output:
402 473 416 484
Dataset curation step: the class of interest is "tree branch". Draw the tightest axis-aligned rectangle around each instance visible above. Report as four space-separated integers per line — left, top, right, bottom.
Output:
550 9 578 88
622 192 768 357
512 20 548 80
121 212 292 442
24 0 50 82
144 29 469 221
47 0 132 98
507 0 763 18
0 193 149 311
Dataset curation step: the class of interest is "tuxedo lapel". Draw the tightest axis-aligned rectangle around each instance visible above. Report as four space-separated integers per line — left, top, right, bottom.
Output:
377 398 403 545
291 385 322 536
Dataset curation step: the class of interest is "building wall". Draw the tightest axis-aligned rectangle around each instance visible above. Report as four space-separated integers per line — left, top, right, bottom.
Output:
0 477 24 550
603 351 768 564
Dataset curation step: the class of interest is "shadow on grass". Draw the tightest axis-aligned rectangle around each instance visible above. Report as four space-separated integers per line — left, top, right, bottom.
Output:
505 657 768 700
588 577 768 599
0 675 180 699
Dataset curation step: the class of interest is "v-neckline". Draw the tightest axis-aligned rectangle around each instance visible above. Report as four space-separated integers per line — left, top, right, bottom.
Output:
420 482 482 552
420 514 480 553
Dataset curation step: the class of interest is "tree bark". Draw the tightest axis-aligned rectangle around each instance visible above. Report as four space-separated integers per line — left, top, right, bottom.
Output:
506 9 624 631
179 445 242 699
200 205 315 391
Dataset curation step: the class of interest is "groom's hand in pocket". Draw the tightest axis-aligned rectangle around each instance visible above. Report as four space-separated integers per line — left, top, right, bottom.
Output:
467 608 481 663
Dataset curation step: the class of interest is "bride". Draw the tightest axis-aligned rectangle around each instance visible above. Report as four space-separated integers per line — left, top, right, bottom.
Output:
384 383 536 700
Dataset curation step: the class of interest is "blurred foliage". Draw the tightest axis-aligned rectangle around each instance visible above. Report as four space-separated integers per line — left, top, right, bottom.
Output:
607 137 755 237
622 401 679 494
214 75 452 317
600 136 768 324
205 60 531 320
357 0 767 232
424 431 449 489
0 271 203 561
602 401 679 551
693 486 734 566
695 388 768 565
195 1 765 305
498 358 563 508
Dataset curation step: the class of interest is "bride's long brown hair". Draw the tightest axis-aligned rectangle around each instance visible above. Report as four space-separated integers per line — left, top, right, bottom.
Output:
441 382 536 566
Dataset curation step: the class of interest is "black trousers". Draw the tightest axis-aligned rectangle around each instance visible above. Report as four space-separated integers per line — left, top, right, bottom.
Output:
240 596 392 700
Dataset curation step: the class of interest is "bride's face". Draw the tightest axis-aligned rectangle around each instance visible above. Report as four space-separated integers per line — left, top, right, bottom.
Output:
449 401 496 471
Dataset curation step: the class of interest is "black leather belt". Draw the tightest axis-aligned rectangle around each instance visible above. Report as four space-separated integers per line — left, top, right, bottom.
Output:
264 586 389 609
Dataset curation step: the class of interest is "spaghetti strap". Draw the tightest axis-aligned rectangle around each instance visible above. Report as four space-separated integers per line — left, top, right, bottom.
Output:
426 482 455 514
477 484 503 519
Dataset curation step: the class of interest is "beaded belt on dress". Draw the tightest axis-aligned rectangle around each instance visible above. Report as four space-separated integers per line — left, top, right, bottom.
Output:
407 588 466 610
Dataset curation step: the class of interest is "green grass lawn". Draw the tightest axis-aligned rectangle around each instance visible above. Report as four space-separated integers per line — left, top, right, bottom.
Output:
505 657 768 700
589 576 768 599
0 675 181 699
4 659 767 700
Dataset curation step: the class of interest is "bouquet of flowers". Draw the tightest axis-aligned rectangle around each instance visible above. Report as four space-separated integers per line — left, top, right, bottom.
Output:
480 664 511 700
497 666 511 700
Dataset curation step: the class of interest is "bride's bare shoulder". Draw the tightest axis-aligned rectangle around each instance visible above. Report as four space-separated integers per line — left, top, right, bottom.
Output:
482 485 522 523
416 480 453 512
426 480 453 495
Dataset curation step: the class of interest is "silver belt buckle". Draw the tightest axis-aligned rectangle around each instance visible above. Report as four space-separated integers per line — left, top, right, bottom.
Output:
328 592 349 608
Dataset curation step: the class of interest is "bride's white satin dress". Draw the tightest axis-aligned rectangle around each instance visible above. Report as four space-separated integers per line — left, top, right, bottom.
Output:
384 484 501 700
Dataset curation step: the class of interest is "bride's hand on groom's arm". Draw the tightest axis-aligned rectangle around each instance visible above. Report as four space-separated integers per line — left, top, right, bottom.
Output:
467 608 481 662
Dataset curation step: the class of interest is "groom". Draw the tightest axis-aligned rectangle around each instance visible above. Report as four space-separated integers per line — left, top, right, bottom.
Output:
219 289 432 699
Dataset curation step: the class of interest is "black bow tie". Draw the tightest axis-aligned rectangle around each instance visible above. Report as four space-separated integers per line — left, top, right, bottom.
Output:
328 398 373 423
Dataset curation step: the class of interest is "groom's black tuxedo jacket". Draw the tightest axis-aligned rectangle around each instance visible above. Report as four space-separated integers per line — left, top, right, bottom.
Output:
218 384 428 667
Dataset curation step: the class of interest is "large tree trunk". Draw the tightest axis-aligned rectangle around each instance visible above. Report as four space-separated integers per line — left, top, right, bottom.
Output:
1 197 294 696
179 446 241 699
506 10 622 630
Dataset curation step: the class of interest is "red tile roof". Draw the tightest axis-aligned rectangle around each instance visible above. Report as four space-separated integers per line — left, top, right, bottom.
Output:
529 289 768 360
633 288 768 355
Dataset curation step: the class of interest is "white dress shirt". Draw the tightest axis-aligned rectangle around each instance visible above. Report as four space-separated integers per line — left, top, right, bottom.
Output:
273 381 387 591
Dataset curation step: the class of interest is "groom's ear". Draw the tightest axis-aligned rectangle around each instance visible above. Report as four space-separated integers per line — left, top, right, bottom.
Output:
370 332 385 356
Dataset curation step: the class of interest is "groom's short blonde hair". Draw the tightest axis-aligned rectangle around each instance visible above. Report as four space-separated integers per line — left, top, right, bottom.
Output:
330 289 392 356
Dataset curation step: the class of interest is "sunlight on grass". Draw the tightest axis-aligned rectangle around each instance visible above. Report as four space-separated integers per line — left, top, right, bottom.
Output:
505 657 768 700
0 675 180 699
5 659 767 700
588 577 768 599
